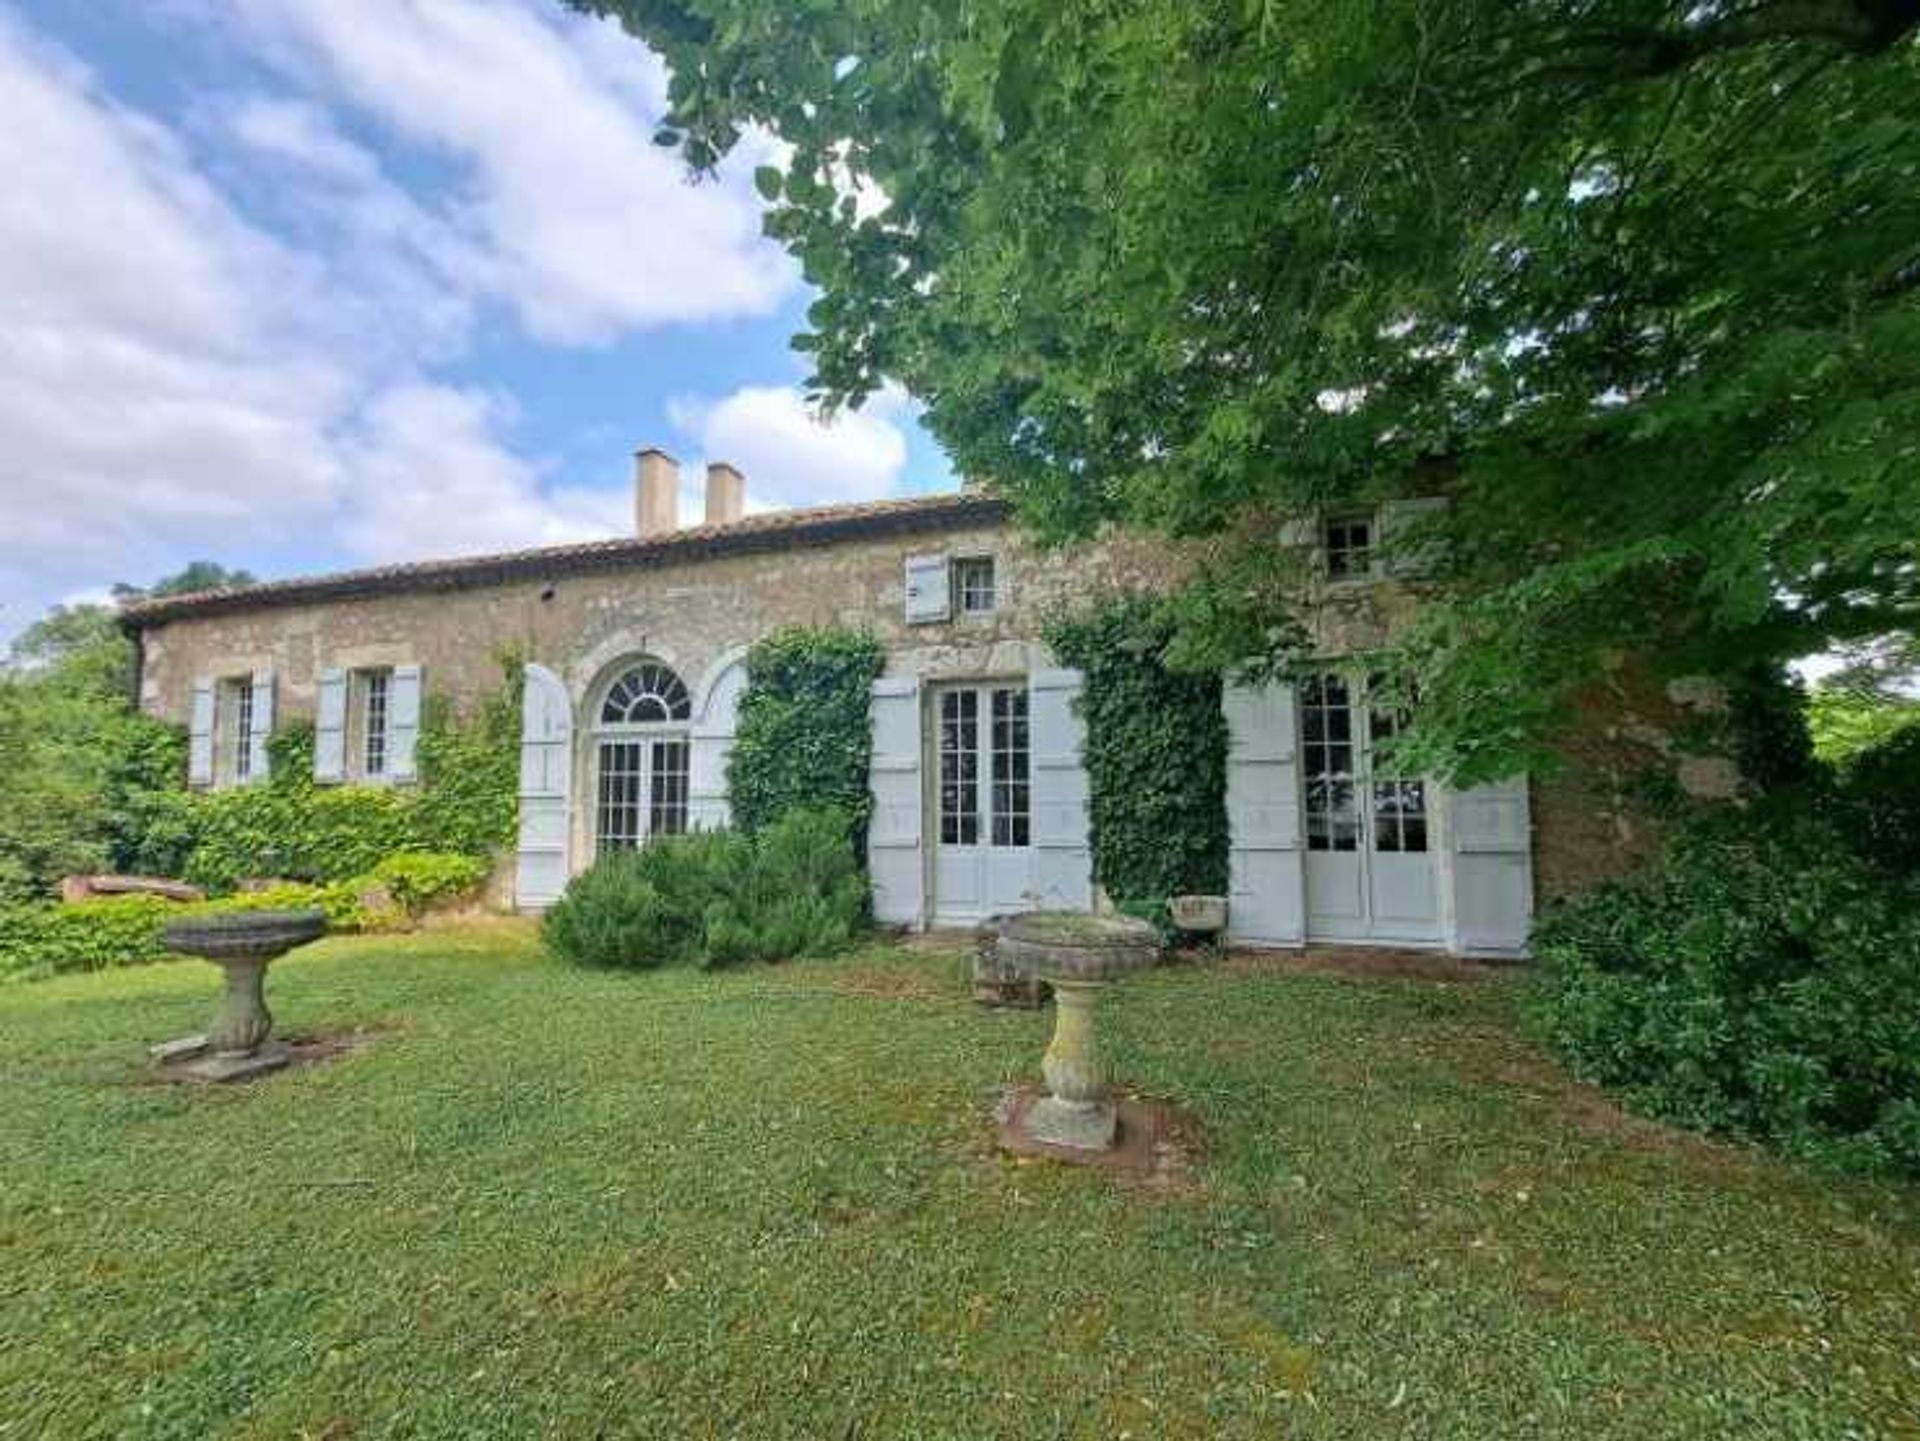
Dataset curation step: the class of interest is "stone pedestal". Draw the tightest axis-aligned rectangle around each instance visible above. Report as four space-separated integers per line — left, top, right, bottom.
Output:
1028 979 1115 1149
153 909 327 1084
997 912 1160 1154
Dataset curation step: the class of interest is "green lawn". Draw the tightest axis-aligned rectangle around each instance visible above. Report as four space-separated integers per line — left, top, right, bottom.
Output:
3 926 1917 1439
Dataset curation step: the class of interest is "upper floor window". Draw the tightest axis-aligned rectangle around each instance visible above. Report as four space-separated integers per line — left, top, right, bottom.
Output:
1324 516 1374 580
954 555 997 615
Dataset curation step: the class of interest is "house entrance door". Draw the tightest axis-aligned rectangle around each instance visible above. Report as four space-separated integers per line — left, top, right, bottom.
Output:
930 683 1034 925
1300 674 1443 944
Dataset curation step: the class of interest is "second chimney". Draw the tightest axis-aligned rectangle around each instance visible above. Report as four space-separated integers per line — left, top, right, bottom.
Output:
635 447 679 537
705 461 745 526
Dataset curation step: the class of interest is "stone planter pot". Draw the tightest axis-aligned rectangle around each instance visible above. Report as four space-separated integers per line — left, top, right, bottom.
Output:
154 909 328 1081
1169 894 1228 935
998 912 1160 1151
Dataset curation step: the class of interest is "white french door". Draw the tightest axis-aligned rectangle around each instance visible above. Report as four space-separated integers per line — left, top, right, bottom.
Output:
931 683 1034 923
1301 674 1442 943
594 736 690 854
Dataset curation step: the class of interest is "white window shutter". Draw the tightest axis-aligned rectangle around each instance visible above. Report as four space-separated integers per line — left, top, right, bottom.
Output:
314 668 348 783
867 677 924 925
1449 776 1533 956
690 659 747 831
247 672 275 785
188 679 215 788
1224 680 1305 945
1379 496 1451 578
903 553 951 624
1029 669 1093 911
515 664 573 912
388 665 423 782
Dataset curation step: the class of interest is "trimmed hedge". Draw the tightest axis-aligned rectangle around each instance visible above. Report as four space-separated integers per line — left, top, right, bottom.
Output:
1530 807 1920 1176
542 808 868 970
0 851 489 984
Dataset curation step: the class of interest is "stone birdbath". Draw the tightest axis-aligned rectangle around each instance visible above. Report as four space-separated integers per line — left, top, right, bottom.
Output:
152 909 328 1081
998 912 1160 1152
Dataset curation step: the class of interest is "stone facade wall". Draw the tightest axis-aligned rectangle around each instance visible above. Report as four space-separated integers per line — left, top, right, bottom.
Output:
134 512 1694 908
136 521 1176 736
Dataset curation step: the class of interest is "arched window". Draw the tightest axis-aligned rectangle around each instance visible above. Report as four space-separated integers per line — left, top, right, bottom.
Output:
593 659 691 851
600 662 691 726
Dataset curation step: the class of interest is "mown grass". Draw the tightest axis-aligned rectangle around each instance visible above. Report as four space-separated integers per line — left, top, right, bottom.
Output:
2 923 1916 1439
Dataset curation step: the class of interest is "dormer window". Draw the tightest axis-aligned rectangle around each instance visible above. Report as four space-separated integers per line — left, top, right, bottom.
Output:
1324 515 1374 580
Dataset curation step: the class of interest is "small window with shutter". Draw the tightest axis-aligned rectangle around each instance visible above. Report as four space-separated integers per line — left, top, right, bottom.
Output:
954 556 997 615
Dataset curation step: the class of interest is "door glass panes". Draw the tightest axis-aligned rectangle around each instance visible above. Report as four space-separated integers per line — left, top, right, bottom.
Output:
1368 692 1428 853
939 689 980 845
649 739 689 837
230 679 254 783
596 740 646 853
990 687 1030 847
1301 674 1358 851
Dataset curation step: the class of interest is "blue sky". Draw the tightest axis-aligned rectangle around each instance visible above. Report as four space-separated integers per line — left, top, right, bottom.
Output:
0 0 954 644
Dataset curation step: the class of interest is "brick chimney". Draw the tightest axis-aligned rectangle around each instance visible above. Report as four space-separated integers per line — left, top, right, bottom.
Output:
635 448 679 538
704 461 745 526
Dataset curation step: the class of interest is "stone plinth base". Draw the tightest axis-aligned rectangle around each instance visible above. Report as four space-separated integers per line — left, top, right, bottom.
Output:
996 1087 1196 1185
1026 1094 1117 1151
151 1036 292 1083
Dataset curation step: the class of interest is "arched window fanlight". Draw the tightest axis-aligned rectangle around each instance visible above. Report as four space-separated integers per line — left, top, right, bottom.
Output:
599 661 691 726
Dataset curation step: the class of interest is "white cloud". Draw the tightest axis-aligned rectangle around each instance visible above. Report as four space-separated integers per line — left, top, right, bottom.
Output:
337 384 627 562
217 0 796 343
667 386 912 510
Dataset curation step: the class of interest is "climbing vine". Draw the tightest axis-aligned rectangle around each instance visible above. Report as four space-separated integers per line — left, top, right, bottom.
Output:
160 656 524 891
726 626 885 837
1048 598 1229 921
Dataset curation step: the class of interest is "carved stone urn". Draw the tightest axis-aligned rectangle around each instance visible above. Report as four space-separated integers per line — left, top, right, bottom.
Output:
154 909 328 1081
997 912 1160 1151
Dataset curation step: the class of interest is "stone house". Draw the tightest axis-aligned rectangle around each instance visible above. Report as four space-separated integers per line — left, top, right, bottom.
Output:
121 449 1669 957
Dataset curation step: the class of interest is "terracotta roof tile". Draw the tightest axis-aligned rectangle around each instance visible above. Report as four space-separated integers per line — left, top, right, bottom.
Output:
121 491 1010 627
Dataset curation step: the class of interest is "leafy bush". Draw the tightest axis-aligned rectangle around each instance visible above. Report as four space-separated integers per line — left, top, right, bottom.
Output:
0 895 180 982
1831 725 1920 878
1530 807 1920 1176
544 808 868 970
727 627 885 836
366 852 491 912
1047 598 1229 924
0 850 487 983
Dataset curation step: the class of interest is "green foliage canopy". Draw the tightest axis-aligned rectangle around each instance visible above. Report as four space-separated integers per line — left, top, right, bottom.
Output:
574 0 1920 783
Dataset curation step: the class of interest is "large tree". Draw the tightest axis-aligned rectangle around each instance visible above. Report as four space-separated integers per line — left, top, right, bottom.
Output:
574 0 1918 781
0 562 249 901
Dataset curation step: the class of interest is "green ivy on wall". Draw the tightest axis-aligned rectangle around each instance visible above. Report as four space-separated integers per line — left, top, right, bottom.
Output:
1048 598 1229 922
163 656 524 892
726 626 885 837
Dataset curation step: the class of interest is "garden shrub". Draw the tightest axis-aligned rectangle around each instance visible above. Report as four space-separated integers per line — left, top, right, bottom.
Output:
0 849 486 983
543 807 868 970
1047 598 1229 925
366 852 491 912
1530 806 1920 1176
727 627 885 836
1831 724 1920 878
